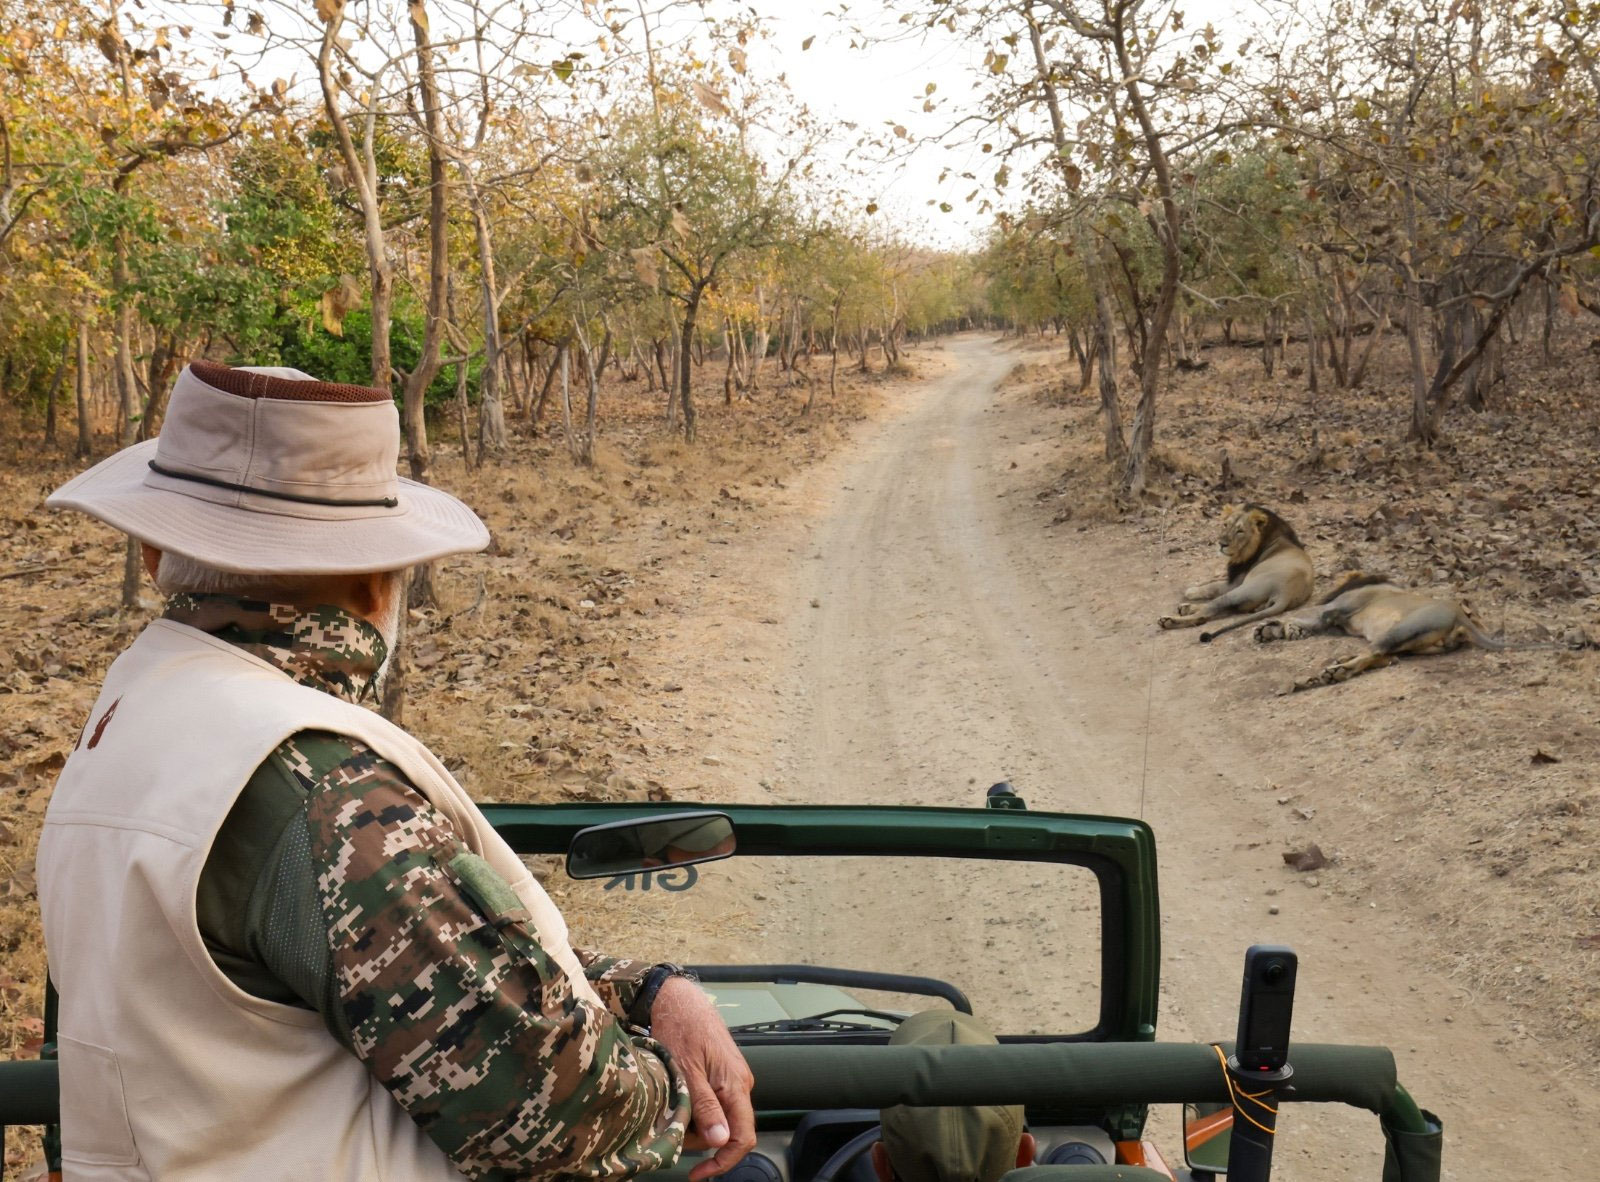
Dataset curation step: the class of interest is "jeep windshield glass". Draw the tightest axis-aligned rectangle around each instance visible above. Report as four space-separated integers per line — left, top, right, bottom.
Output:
545 853 1102 1037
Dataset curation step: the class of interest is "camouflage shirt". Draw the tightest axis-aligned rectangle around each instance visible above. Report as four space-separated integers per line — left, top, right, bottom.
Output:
173 594 689 1180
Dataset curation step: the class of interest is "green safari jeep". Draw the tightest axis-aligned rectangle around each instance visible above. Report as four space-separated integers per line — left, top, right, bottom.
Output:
0 786 1441 1181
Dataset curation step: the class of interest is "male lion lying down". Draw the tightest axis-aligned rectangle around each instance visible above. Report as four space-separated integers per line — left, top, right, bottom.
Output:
1255 572 1588 692
1158 504 1314 642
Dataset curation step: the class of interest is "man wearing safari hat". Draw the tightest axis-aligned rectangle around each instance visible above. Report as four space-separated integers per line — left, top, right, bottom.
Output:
38 361 754 1180
872 1011 1036 1182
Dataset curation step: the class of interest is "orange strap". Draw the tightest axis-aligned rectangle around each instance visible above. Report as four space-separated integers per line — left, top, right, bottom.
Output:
1211 1043 1278 1136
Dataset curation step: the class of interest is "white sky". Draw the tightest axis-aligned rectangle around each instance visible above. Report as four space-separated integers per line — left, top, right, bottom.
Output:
750 3 997 249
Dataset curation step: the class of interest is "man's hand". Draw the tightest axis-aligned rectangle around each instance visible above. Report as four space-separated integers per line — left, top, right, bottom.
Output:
649 976 756 1181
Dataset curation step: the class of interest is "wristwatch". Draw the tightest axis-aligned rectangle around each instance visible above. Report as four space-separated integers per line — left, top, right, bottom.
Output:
630 963 697 1029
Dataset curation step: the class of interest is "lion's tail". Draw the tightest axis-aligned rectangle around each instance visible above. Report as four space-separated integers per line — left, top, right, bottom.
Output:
1462 619 1590 652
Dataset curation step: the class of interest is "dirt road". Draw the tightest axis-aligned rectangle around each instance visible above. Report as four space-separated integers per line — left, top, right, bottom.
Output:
640 335 1600 1179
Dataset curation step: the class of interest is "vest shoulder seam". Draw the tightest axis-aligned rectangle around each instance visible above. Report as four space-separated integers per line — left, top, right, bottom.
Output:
44 812 201 847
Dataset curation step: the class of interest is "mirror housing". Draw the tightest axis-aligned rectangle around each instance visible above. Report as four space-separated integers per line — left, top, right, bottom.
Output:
566 811 737 880
1182 1102 1230 1176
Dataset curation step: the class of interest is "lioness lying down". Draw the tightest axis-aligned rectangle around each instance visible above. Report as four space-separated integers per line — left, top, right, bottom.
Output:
1158 504 1314 642
1255 572 1587 692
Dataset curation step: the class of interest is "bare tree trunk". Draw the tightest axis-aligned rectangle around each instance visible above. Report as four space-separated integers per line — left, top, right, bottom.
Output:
748 287 770 395
1465 312 1502 412
397 1 450 621
319 10 394 393
1304 308 1319 394
512 340 532 415
1328 265 1354 387
112 245 139 451
380 609 408 726
1403 292 1432 442
1070 329 1092 392
778 301 798 382
466 182 507 459
120 538 142 611
584 351 600 462
531 342 564 430
75 321 93 459
594 321 613 382
732 316 749 395
1403 299 1433 443
455 357 473 470
1024 11 1127 468
818 295 842 412
664 337 679 429
1541 280 1555 365
558 346 580 462
1094 324 1126 463
139 335 180 441
1087 245 1127 462
654 337 671 394
398 3 448 491
43 339 68 448
570 316 602 465
678 283 706 442
113 237 144 611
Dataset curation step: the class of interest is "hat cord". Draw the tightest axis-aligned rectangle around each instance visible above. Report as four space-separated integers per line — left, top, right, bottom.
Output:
146 460 400 509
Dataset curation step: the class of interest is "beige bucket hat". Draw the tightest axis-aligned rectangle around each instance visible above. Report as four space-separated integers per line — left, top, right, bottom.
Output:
47 361 489 574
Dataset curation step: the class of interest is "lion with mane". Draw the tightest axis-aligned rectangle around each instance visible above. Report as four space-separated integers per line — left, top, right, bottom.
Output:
1158 503 1315 642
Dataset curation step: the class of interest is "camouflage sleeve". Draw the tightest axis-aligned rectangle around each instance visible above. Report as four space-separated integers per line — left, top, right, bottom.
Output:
303 744 690 1181
572 950 655 1023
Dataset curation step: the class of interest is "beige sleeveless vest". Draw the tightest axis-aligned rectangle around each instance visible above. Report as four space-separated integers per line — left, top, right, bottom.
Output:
38 620 601 1179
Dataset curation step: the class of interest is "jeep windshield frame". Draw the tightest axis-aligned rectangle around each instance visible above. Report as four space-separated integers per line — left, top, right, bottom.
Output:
482 801 1161 1045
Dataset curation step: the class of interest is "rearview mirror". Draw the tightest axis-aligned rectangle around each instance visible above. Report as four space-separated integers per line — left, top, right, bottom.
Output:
1182 1102 1230 1176
566 812 737 880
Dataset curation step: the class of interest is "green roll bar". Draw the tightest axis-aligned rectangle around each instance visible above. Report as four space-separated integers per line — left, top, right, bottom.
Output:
0 1042 1439 1181
741 1042 1429 1129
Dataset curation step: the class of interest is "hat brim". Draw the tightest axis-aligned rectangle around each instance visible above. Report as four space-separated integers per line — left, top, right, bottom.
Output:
47 439 490 575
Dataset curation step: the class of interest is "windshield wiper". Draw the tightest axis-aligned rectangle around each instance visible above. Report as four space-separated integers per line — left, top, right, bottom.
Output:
727 1008 907 1034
